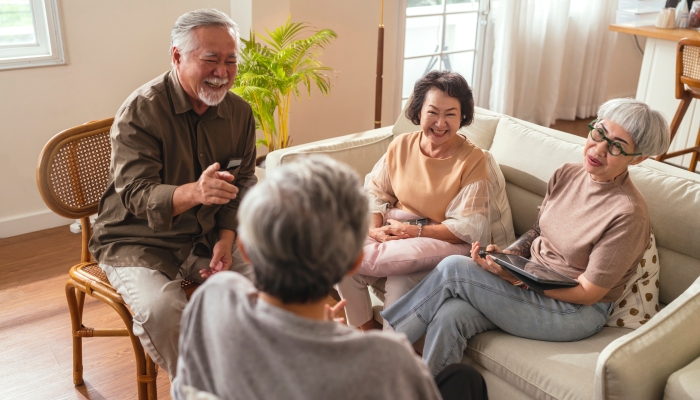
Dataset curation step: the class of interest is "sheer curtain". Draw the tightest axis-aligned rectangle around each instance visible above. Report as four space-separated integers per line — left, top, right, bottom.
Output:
487 0 619 127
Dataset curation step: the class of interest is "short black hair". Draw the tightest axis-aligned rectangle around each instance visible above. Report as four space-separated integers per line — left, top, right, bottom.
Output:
405 70 474 128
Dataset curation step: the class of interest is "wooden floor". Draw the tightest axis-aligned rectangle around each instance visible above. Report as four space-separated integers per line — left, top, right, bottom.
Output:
550 118 589 139
0 118 679 399
0 226 341 399
0 226 172 399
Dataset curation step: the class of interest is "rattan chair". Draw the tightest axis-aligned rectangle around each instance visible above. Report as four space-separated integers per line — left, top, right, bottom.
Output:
37 118 200 399
656 38 700 172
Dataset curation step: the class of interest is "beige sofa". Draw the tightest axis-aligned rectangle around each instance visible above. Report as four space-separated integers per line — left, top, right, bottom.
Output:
265 107 700 399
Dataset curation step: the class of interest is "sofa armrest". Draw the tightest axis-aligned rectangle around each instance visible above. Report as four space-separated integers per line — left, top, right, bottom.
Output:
664 355 700 399
595 277 700 400
265 126 395 178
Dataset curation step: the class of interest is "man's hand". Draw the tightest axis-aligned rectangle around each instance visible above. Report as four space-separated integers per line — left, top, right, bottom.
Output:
194 163 238 205
200 229 235 279
173 163 239 216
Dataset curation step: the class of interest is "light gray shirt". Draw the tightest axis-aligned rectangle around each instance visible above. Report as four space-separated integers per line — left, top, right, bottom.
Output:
172 272 442 400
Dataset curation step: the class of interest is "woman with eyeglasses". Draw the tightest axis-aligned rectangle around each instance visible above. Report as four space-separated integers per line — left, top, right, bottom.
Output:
379 98 671 376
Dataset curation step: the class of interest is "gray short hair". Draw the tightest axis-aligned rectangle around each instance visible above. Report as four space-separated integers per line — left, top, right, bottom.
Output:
597 98 671 157
170 9 240 60
238 155 370 304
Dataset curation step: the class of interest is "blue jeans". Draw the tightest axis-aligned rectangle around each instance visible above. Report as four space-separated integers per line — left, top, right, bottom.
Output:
380 255 612 376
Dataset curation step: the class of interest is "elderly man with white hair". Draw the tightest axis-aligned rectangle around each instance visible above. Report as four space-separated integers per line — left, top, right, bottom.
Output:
172 156 489 400
89 9 256 377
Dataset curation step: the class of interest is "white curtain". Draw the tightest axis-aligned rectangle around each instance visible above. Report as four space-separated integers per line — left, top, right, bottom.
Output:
487 0 618 127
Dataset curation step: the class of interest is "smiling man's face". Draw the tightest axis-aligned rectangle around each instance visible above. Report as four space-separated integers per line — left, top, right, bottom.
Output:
172 25 238 114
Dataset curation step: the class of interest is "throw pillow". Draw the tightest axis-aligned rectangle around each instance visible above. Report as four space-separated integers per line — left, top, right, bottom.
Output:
606 230 660 329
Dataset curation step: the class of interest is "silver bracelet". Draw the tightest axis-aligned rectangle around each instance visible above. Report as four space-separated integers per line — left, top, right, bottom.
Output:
417 224 423 237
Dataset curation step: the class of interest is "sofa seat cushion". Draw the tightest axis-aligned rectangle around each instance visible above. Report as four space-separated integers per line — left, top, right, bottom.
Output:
465 327 630 400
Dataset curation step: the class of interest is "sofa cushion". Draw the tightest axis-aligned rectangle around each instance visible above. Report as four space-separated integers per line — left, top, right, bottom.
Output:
392 106 501 151
606 231 660 329
489 116 585 237
265 127 394 178
484 150 516 248
595 277 700 400
627 161 700 305
465 327 630 400
664 356 700 400
461 109 502 151
489 116 585 187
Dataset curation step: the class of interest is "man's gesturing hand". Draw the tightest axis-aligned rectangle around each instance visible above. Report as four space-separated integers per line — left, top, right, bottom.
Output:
194 163 238 205
172 162 239 216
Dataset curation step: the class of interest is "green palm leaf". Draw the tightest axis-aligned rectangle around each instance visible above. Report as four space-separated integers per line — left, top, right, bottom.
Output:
232 17 337 152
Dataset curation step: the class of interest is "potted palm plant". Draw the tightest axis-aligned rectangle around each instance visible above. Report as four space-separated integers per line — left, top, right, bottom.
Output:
232 18 338 156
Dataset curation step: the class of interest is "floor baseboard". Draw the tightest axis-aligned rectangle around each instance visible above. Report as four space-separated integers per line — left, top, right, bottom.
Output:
0 210 73 238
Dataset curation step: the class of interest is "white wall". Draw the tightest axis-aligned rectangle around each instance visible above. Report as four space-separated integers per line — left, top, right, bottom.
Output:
231 0 399 153
230 0 252 40
606 33 646 100
288 0 401 146
0 1 647 237
0 0 229 237
252 0 290 36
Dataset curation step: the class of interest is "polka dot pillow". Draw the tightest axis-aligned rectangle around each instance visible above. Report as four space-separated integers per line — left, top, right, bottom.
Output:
606 231 660 329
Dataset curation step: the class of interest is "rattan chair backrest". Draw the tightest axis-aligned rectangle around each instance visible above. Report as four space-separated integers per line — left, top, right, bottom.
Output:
37 118 114 220
678 38 700 98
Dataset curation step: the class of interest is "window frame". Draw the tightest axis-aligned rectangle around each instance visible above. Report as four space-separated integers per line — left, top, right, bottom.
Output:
394 0 490 120
0 0 65 71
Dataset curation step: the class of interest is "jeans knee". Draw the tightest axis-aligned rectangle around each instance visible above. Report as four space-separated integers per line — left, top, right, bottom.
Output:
435 255 482 279
435 298 473 331
436 255 469 274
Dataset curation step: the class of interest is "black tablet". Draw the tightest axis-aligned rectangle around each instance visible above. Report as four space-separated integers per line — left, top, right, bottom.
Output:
484 252 579 291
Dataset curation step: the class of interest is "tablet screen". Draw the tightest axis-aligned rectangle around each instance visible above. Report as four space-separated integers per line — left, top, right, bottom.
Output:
488 253 578 285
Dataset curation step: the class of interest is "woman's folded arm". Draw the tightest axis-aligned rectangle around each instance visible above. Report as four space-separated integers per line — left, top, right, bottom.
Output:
442 178 491 245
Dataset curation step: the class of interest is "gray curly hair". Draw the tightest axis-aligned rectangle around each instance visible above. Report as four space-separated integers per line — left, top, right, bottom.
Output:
237 155 370 304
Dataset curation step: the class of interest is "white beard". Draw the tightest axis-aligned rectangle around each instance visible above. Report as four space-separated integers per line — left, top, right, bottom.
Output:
199 77 230 106
198 86 228 106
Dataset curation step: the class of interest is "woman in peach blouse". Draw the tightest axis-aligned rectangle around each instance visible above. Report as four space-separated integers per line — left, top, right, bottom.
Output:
337 71 491 331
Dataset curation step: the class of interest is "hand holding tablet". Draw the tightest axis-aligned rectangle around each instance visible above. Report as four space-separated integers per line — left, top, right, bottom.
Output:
478 251 579 291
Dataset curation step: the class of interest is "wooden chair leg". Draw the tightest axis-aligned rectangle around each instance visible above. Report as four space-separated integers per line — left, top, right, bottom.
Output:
76 290 86 319
145 355 159 399
658 92 692 162
689 129 700 172
67 269 161 399
65 282 84 386
102 296 153 400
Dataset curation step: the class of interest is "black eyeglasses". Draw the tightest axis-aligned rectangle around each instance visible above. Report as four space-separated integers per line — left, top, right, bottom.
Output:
587 119 641 157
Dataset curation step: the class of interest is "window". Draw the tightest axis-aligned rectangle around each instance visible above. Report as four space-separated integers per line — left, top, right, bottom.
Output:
398 0 488 112
0 0 64 70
